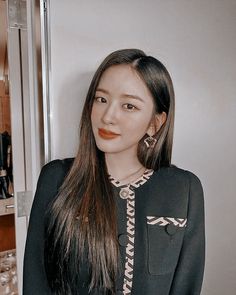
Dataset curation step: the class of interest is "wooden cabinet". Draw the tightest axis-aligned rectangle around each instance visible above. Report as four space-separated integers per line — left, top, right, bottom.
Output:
0 79 15 252
0 81 11 134
0 197 14 216
0 198 16 252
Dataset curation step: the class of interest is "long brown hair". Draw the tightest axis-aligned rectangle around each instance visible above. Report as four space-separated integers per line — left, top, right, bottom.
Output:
44 49 175 294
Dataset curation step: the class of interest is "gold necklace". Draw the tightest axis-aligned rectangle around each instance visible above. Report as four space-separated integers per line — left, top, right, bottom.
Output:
116 166 146 185
117 166 146 199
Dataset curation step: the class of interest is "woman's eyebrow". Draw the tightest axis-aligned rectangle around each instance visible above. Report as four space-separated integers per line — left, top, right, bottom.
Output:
96 88 144 103
96 88 110 94
121 94 144 103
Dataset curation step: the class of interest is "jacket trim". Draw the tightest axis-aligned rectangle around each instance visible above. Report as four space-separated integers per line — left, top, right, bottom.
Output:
109 169 154 294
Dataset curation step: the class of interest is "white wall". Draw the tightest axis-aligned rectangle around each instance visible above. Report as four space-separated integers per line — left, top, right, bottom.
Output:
48 1 236 294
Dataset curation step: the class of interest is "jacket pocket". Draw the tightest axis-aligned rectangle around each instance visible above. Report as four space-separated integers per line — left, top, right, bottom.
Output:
147 216 187 275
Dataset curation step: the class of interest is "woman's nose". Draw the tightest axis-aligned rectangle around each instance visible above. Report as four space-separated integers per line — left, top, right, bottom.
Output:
101 103 118 125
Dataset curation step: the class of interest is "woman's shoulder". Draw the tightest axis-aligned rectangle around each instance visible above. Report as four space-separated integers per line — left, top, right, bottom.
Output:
150 165 204 209
36 157 75 198
152 164 203 192
38 158 74 188
31 158 75 210
40 157 74 177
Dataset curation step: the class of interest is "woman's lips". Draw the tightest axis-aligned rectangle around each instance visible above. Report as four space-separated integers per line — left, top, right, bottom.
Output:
98 128 120 139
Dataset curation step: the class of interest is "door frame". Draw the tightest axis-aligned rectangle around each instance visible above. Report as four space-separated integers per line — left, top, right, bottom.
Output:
7 0 45 293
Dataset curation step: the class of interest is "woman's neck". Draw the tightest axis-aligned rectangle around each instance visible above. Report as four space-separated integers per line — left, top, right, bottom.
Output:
105 151 144 182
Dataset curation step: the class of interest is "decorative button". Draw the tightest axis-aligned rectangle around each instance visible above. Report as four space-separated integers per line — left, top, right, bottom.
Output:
119 188 130 199
118 234 128 246
165 223 178 235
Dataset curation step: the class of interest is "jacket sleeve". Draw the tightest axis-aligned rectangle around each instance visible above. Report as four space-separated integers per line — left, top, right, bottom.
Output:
23 160 66 295
170 171 205 295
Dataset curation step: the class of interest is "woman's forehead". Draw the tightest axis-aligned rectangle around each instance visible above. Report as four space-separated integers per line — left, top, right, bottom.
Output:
97 64 152 100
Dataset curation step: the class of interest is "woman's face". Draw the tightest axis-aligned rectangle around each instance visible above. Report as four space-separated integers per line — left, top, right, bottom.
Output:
91 64 155 156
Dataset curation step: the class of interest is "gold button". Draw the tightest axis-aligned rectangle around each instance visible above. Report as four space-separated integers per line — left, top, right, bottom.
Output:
119 188 129 199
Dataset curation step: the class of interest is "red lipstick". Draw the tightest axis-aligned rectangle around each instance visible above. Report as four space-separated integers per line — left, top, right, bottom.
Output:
98 128 120 139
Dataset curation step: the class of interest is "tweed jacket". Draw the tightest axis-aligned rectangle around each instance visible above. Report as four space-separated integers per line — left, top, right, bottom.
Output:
23 158 205 295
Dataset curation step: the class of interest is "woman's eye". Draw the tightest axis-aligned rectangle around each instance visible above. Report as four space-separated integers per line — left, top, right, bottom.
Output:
123 103 138 111
95 96 107 103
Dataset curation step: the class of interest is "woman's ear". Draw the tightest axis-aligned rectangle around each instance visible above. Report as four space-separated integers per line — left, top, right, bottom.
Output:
147 112 167 136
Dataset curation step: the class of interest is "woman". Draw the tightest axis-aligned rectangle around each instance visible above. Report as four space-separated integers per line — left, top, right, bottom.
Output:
23 49 205 295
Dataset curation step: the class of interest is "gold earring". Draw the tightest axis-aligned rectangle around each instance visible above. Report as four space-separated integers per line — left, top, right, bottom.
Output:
144 136 157 148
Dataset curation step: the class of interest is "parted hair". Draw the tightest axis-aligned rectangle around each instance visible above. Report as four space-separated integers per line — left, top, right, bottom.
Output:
44 49 175 294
